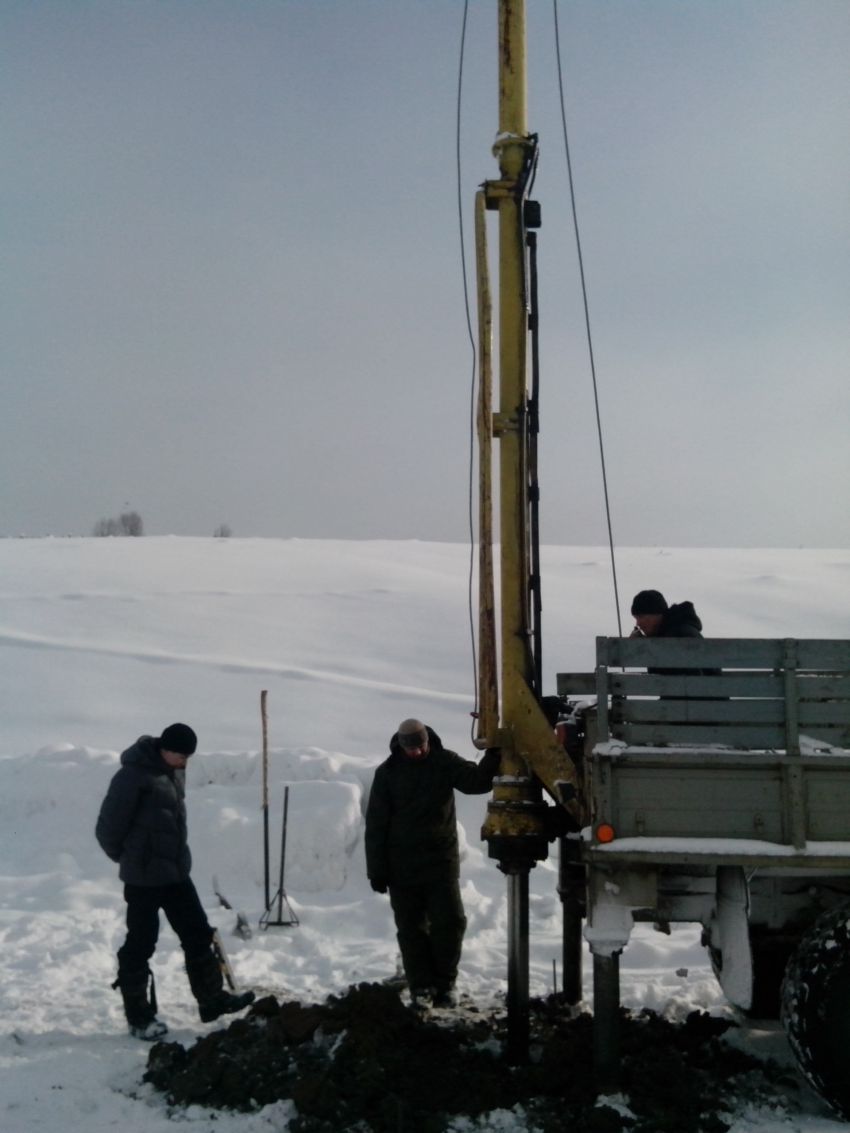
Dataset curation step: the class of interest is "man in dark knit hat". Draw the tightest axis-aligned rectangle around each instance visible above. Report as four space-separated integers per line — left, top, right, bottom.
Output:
629 590 721 690
364 718 499 1010
630 589 704 639
96 723 254 1039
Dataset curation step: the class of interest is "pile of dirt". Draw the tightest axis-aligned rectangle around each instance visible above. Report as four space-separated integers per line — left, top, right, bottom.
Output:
144 983 797 1132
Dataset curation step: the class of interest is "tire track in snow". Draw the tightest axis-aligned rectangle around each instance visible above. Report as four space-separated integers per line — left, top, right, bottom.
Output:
0 628 468 705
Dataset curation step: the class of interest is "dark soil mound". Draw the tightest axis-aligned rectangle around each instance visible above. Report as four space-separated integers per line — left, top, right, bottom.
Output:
144 983 795 1132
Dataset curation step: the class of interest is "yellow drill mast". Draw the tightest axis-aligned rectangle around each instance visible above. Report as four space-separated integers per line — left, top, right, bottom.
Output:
476 0 581 1059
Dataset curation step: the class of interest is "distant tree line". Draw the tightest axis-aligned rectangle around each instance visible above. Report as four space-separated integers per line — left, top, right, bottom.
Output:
93 511 144 537
90 514 236 537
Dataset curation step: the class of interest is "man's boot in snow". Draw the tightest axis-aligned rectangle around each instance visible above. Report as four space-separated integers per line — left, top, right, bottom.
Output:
114 968 168 1041
186 949 255 1023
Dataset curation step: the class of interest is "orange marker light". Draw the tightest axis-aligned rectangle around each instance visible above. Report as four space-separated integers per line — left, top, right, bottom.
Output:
595 823 616 844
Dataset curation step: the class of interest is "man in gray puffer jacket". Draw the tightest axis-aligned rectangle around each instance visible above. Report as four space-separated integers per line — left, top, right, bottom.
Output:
96 723 253 1039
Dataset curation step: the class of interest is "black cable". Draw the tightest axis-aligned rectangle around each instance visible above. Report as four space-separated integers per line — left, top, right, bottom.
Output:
553 0 623 637
456 0 480 737
528 230 543 694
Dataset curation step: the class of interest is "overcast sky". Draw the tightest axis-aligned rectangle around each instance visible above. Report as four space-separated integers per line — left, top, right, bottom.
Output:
2 1 847 547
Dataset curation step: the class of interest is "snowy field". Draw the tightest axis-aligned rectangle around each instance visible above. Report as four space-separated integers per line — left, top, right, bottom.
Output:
1 536 849 1132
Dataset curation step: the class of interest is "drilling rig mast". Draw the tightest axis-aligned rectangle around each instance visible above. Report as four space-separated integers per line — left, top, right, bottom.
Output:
476 0 581 1061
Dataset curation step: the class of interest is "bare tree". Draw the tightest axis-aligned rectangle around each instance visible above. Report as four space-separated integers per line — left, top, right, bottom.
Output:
93 512 144 537
120 511 144 536
214 524 232 538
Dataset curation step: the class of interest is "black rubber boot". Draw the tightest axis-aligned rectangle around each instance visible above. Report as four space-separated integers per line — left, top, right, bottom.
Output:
186 949 255 1023
113 968 168 1040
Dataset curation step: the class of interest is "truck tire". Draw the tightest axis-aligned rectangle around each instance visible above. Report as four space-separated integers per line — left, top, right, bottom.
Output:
781 901 850 1119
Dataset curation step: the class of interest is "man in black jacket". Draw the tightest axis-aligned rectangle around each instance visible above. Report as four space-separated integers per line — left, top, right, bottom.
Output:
629 590 722 692
364 718 499 1009
96 723 254 1039
630 589 704 638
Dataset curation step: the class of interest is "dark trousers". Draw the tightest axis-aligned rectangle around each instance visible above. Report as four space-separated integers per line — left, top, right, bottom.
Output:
117 878 213 976
389 878 467 993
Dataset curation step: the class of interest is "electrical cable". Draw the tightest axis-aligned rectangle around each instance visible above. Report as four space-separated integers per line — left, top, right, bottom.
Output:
456 0 480 737
553 0 623 637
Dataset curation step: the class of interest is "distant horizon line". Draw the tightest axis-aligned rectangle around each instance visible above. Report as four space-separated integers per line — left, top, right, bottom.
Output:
1 533 847 552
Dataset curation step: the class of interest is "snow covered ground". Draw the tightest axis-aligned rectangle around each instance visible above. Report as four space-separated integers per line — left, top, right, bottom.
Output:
1 536 849 1132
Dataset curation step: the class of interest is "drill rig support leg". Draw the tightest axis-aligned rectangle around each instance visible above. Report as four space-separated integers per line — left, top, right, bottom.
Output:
506 866 531 1064
559 835 585 1005
593 950 622 1096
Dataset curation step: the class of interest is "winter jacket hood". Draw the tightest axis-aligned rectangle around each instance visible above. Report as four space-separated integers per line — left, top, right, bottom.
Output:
659 601 703 638
120 734 167 771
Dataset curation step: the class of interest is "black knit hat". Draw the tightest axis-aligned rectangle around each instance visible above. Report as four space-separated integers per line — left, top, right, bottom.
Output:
630 590 668 616
159 722 197 755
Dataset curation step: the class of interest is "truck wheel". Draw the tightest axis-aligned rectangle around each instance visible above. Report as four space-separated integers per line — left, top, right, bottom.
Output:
781 901 850 1119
